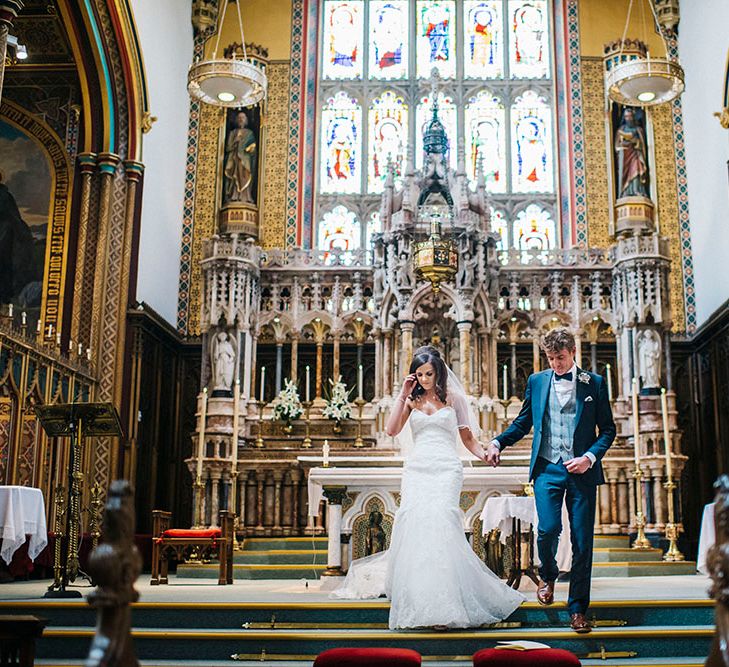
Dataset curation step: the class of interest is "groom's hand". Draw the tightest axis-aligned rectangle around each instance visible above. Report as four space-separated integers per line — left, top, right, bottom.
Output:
484 442 501 467
564 456 591 474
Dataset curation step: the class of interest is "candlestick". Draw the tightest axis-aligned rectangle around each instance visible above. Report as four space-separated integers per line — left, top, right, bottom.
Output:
260 366 266 403
354 397 365 448
358 364 363 400
8 303 12 318
68 339 74 353
78 343 83 356
86 348 91 361
196 387 208 481
631 378 651 549
305 365 311 403
502 364 508 401
322 439 330 468
230 378 241 547
21 311 26 326
606 363 613 401
255 398 265 449
302 400 312 448
36 320 41 334
659 387 684 561
56 332 61 346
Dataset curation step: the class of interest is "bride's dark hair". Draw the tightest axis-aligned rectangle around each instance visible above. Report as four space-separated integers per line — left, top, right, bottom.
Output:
408 350 448 404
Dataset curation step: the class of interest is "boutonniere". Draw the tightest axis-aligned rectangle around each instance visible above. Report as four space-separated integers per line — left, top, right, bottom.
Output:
578 372 591 384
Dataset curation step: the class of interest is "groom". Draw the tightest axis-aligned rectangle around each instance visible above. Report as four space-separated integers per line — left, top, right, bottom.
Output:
486 328 615 633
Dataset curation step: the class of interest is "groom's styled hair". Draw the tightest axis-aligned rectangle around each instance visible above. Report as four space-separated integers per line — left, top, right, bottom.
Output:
541 328 576 354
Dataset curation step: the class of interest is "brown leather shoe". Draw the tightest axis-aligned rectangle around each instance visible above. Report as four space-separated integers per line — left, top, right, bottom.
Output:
536 580 555 605
570 612 592 633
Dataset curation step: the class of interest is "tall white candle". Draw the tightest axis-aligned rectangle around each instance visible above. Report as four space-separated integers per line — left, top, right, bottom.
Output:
358 364 363 400
196 387 208 480
36 319 41 333
8 303 12 318
305 365 311 403
631 378 640 468
86 348 91 361
606 363 613 402
232 379 240 469
21 311 26 326
322 439 330 467
78 343 83 356
56 332 61 345
660 387 672 483
502 364 508 401
260 366 266 403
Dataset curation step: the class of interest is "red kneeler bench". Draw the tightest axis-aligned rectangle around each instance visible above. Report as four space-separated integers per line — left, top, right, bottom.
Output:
473 648 581 666
150 510 233 585
314 648 421 666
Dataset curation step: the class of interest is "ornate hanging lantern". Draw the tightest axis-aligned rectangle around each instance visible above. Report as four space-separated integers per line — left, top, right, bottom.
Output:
188 0 267 108
412 207 458 293
605 0 684 107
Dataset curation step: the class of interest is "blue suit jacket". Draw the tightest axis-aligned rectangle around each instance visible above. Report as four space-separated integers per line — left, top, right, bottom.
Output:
495 369 616 485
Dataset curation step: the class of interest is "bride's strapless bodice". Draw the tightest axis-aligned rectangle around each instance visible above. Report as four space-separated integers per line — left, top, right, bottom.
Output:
409 406 459 456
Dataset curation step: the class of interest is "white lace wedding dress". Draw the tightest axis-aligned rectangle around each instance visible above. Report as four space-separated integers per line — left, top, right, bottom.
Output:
331 406 525 629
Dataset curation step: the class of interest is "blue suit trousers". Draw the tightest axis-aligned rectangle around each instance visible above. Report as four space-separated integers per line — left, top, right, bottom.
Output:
533 456 597 615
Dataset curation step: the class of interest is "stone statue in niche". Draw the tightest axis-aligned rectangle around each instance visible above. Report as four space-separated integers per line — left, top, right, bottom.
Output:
209 330 237 393
223 109 258 205
638 328 662 390
614 106 649 199
365 510 386 556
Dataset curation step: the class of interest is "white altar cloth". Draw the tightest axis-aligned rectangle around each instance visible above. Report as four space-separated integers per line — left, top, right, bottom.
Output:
480 494 571 572
305 460 529 518
0 486 48 565
697 502 715 575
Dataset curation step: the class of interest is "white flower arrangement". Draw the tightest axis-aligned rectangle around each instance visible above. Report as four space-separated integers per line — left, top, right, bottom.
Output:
322 376 353 421
271 379 304 422
578 371 591 384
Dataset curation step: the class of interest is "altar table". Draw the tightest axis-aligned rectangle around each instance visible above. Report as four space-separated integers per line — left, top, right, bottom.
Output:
0 486 48 566
697 502 715 575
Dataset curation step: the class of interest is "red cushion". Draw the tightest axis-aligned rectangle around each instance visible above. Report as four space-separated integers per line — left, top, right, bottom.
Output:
161 528 221 539
314 648 421 666
473 648 581 667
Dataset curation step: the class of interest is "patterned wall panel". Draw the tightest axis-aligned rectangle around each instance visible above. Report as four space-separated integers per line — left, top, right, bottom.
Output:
653 102 686 334
188 103 224 336
261 63 292 249
581 58 611 250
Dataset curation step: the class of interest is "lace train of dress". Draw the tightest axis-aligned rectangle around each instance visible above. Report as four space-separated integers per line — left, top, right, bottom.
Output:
331 407 525 629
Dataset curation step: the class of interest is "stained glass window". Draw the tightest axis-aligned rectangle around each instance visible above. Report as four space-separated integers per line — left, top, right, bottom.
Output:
368 92 408 193
321 92 362 194
511 90 552 193
416 1 456 79
416 93 457 170
323 1 364 79
464 1 503 78
366 211 382 248
466 90 505 192
508 0 549 79
490 208 508 250
318 205 361 254
513 204 555 249
370 1 409 79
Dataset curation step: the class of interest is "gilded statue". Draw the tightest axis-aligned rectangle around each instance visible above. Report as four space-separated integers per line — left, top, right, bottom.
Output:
224 110 258 205
614 107 649 199
365 510 386 556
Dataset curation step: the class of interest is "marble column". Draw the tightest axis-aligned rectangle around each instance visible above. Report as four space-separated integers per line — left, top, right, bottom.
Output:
373 331 382 400
479 332 489 397
400 321 415 377
315 341 324 400
322 485 347 576
382 331 392 397
332 333 341 380
457 321 472 388
273 470 284 532
574 333 582 368
243 329 253 400
532 337 540 374
210 472 221 527
275 343 283 394
290 335 299 383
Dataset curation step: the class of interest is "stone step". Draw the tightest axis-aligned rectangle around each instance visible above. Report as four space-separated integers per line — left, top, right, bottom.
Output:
175 562 329 579
240 537 328 551
594 535 632 548
593 548 665 562
233 550 328 565
592 561 698 577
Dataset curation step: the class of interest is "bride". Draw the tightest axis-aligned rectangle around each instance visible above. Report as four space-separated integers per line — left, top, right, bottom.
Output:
331 347 525 629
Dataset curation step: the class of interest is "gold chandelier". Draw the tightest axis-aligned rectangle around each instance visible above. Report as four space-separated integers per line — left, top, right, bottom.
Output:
413 207 458 293
606 0 684 107
188 0 267 108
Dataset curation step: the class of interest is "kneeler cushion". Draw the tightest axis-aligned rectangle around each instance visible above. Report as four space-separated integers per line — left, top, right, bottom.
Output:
314 648 422 666
473 648 581 666
160 528 221 539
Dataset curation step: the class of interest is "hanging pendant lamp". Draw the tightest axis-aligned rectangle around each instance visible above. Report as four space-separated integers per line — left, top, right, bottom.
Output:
188 0 267 108
606 0 684 107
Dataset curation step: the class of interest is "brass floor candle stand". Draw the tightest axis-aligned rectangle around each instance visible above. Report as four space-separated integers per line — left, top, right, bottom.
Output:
663 477 685 561
353 398 365 448
631 464 652 550
229 468 240 551
36 403 122 598
255 400 265 448
302 401 312 448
